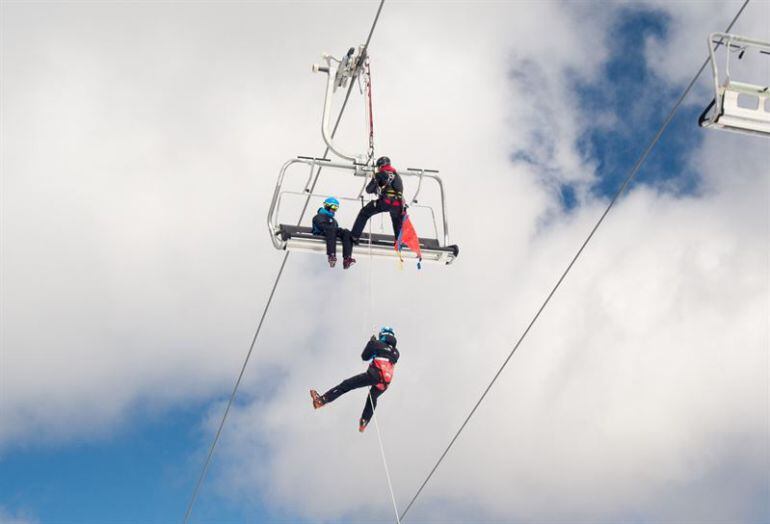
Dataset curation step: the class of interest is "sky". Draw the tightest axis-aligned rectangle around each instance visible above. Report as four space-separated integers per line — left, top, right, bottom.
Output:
1 1 768 523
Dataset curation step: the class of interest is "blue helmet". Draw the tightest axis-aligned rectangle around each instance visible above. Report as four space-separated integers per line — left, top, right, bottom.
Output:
323 197 340 212
379 326 395 340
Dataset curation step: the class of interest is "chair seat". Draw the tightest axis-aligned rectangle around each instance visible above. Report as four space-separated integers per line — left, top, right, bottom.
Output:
275 225 459 264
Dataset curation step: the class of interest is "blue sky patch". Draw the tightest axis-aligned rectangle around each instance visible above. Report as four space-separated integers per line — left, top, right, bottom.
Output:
573 7 705 206
0 403 280 524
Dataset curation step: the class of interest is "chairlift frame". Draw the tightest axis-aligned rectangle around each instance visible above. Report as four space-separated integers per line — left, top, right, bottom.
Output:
268 46 459 265
699 32 770 137
267 157 459 265
312 45 370 163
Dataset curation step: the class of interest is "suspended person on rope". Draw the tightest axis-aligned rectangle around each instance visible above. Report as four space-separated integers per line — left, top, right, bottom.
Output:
351 156 404 243
312 197 356 269
310 327 399 433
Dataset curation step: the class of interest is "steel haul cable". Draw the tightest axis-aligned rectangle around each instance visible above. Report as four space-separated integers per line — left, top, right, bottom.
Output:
398 0 752 520
182 2 386 522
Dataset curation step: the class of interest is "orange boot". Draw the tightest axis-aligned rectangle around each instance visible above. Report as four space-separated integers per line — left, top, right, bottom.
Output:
310 389 326 409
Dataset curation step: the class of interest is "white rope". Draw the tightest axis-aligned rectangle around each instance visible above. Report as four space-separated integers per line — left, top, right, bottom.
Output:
368 390 402 524
366 208 401 524
368 214 375 331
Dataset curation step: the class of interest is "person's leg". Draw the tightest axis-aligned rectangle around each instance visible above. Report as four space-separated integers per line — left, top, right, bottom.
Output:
338 228 353 259
323 225 337 257
322 372 376 403
389 206 404 240
351 201 382 239
360 385 385 423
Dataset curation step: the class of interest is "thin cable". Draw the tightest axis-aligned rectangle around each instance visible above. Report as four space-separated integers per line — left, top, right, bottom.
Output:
368 390 402 524
363 175 401 521
366 216 401 523
399 1 751 519
368 206 375 331
364 0 386 49
182 3 387 522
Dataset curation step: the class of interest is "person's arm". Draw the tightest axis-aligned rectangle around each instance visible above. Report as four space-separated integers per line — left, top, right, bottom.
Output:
311 214 322 234
361 337 377 360
365 175 380 195
312 214 332 235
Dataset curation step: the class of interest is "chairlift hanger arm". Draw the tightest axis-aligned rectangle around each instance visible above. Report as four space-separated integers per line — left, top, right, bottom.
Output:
313 46 369 162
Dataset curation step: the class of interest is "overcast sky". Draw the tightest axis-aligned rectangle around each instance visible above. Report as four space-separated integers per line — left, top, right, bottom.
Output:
1 1 768 523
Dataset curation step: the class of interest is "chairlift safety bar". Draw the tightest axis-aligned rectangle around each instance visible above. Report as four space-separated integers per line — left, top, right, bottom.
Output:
708 32 770 118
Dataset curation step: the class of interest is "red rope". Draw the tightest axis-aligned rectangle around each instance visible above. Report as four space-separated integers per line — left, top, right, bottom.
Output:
366 58 375 162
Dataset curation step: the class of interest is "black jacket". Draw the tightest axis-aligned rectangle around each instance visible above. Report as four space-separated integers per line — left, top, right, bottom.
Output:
365 169 403 199
361 335 400 363
312 208 339 235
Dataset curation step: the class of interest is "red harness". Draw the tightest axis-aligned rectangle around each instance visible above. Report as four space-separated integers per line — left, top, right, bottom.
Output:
372 358 395 391
378 165 402 207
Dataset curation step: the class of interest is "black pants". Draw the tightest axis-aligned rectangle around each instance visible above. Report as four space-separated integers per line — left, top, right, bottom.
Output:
316 225 353 258
322 369 386 423
351 200 403 240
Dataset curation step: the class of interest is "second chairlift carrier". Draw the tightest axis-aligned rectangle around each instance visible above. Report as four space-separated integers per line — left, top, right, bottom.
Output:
699 32 770 137
267 45 460 265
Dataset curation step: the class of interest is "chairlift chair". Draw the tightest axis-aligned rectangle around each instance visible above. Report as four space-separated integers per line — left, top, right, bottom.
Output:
267 157 460 265
268 47 459 265
699 32 770 137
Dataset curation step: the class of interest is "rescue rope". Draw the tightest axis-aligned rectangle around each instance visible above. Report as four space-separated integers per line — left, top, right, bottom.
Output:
368 389 402 524
398 0 752 520
366 199 402 524
182 2 387 522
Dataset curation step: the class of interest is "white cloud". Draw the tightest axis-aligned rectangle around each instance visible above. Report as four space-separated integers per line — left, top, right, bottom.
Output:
1 1 767 523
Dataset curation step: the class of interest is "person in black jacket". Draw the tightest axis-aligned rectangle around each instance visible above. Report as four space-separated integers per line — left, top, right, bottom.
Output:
350 156 404 243
310 327 400 433
312 197 355 269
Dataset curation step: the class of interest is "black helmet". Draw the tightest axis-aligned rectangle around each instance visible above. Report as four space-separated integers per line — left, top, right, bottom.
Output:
376 156 391 168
